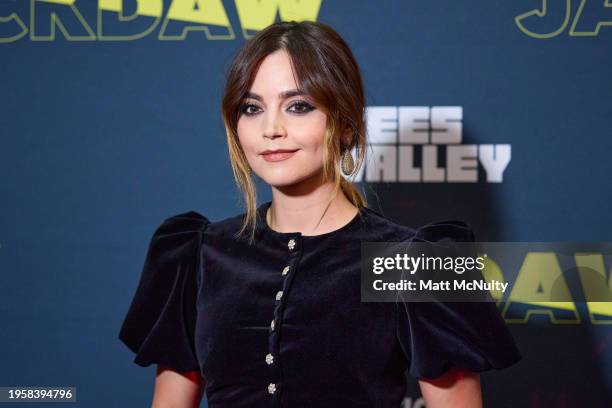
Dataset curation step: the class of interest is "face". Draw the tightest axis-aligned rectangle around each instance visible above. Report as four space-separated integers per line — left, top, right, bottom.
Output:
237 50 328 188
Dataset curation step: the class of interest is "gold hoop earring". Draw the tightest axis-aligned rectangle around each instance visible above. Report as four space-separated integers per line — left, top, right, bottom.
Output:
341 149 355 176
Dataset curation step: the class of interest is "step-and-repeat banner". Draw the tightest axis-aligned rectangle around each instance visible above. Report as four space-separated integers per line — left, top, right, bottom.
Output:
1 1 611 407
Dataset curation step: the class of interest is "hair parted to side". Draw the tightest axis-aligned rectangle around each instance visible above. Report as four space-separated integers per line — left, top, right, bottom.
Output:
221 20 368 243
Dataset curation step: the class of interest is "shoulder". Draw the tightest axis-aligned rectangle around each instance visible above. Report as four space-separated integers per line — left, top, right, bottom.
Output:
358 206 418 241
359 206 475 243
199 209 252 243
412 219 476 243
154 210 211 237
145 211 212 264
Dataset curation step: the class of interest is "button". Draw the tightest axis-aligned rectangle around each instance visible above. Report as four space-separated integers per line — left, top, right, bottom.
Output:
282 266 290 275
268 383 276 394
265 353 274 365
287 238 296 250
275 291 283 301
270 319 275 330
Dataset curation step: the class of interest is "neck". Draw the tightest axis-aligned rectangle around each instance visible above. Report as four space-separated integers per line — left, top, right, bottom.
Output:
266 180 358 236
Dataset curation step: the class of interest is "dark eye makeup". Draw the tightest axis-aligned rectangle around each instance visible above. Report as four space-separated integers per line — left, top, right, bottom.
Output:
239 100 315 117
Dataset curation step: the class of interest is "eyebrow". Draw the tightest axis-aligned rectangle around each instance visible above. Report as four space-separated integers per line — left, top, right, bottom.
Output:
244 89 307 101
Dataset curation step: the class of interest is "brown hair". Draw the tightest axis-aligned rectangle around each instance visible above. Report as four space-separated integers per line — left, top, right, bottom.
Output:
221 20 368 243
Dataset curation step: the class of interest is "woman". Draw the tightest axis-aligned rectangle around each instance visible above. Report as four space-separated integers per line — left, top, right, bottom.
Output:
119 21 521 407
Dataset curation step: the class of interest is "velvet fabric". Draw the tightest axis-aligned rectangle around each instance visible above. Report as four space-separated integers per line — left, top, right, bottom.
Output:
119 200 521 407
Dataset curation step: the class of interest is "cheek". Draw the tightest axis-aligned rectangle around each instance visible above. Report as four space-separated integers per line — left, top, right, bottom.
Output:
292 114 327 153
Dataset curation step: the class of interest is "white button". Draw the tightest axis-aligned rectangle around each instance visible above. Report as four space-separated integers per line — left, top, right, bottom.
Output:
268 383 276 394
282 266 290 275
270 319 275 330
265 353 274 365
275 291 283 301
287 239 296 250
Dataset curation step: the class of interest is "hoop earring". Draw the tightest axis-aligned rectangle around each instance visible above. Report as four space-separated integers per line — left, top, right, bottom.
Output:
341 149 355 176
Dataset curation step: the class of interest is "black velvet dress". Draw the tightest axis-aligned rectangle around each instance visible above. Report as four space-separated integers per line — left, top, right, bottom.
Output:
118 200 521 407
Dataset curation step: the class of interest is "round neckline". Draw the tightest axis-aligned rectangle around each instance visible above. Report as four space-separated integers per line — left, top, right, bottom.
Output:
256 200 365 240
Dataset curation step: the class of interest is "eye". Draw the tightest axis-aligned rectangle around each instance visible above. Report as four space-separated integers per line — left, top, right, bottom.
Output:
288 100 315 114
239 103 261 117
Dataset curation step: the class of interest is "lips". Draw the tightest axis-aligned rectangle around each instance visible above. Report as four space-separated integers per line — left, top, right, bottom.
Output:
261 149 299 162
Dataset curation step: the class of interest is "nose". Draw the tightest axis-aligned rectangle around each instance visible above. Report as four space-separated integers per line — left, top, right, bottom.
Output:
262 108 286 140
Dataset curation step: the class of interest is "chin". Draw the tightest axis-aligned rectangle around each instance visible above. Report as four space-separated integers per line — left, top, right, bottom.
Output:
261 174 304 188
255 167 300 186
261 169 323 189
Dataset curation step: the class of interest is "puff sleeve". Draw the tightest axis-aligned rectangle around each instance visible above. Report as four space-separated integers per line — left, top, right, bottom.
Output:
118 211 211 372
396 220 522 380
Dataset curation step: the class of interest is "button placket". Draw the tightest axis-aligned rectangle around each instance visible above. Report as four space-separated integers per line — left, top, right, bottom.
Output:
267 234 302 404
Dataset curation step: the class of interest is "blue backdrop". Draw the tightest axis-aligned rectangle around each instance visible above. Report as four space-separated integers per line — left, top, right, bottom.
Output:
1 1 611 406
